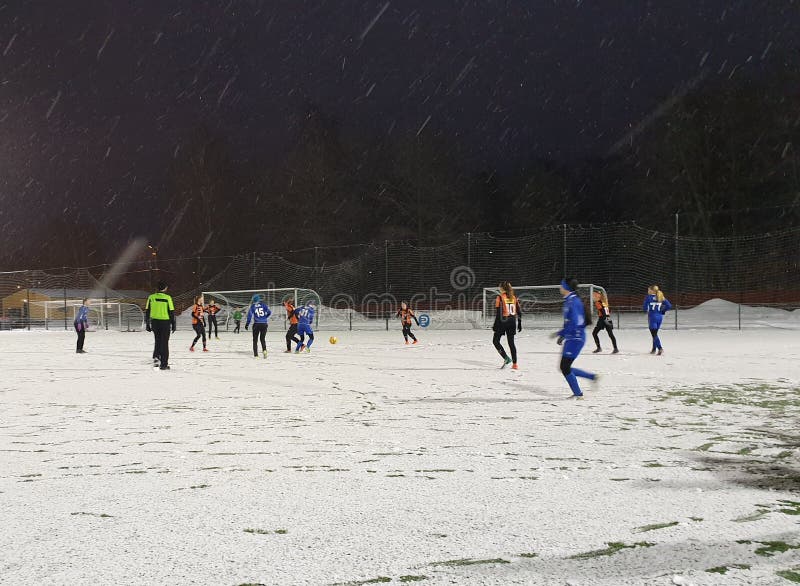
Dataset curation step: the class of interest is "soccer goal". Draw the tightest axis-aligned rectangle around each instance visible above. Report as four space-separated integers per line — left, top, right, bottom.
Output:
481 284 607 329
32 299 146 331
202 288 322 330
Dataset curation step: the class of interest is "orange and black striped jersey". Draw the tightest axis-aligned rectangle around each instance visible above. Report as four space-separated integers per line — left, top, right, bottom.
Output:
495 294 521 318
284 302 299 325
594 300 611 319
191 304 205 325
396 307 415 325
207 304 220 316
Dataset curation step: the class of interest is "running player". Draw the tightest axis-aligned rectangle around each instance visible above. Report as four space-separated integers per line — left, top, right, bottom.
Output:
591 290 619 354
74 298 90 354
644 285 672 355
206 298 221 339
555 278 597 398
190 294 208 352
295 301 316 353
245 294 271 358
396 301 419 345
145 282 176 370
232 307 243 334
283 299 300 353
492 281 522 369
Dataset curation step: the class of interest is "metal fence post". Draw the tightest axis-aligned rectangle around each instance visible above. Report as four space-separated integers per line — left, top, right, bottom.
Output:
63 270 68 331
562 224 567 278
674 212 679 331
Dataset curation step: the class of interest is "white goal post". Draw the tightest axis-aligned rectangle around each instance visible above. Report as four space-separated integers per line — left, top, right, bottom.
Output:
31 299 145 331
202 288 322 330
481 284 608 329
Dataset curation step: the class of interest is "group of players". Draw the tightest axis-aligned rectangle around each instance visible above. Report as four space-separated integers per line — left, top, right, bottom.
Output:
490 279 672 398
72 280 673 390
189 293 317 359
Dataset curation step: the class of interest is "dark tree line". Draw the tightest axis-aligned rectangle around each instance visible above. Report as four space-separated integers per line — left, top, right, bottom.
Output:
8 63 799 270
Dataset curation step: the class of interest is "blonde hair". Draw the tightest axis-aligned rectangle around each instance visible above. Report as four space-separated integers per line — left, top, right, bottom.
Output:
499 281 515 299
599 290 609 305
652 285 665 302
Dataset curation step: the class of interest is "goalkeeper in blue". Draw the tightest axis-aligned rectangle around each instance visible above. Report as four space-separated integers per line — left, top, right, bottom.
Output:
245 294 272 358
643 285 672 355
295 301 316 353
554 278 597 399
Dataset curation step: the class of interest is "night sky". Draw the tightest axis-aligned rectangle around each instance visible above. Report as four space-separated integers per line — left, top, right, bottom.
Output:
0 0 796 257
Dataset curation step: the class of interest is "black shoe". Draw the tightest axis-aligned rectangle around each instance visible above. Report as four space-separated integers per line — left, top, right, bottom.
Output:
592 348 602 353
649 349 656 354
159 365 170 370
612 348 619 354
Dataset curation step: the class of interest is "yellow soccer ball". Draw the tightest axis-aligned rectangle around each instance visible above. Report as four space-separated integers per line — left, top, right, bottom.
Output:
329 336 338 344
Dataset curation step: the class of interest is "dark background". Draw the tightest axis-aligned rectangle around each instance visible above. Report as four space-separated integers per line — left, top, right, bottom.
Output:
0 0 797 269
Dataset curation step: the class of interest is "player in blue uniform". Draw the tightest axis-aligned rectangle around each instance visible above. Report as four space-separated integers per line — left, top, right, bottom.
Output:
554 278 597 398
245 294 272 358
643 285 672 355
295 301 316 353
74 298 90 354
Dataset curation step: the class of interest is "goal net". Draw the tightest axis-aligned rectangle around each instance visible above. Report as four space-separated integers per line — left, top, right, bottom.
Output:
482 284 607 329
202 288 322 330
32 299 145 331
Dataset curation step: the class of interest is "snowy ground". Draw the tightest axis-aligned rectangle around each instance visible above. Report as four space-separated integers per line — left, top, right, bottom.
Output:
2 327 800 586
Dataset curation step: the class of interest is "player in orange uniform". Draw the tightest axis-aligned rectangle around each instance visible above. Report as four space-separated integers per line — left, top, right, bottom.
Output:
396 301 419 345
591 290 619 354
189 294 209 352
493 281 522 369
283 299 301 353
206 298 220 339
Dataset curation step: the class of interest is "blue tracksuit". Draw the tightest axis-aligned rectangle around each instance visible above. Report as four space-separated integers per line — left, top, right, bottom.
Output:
558 291 595 396
295 305 315 350
643 294 672 350
246 301 272 327
74 305 89 329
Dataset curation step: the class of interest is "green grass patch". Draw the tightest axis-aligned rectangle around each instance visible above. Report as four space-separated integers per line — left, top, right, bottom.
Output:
634 521 679 533
777 569 800 582
689 517 704 522
569 542 654 560
243 528 287 535
333 578 392 586
517 552 537 558
739 540 800 557
430 558 510 567
706 564 750 575
777 501 800 516
70 512 113 518
399 576 427 583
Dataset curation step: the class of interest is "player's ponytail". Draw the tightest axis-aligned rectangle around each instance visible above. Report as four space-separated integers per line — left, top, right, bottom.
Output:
653 285 665 302
600 291 609 306
500 281 515 299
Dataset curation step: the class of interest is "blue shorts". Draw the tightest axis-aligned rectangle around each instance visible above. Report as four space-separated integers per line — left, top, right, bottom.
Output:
562 338 585 359
298 323 314 336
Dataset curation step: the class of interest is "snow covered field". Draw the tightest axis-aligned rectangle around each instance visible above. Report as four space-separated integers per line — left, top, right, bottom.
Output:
2 327 800 585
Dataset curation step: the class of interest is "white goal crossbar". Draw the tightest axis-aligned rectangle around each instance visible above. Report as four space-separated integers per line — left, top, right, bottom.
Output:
481 284 607 329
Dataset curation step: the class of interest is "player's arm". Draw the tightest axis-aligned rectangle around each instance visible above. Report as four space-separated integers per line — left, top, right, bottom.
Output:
516 301 522 331
144 296 152 330
642 297 649 312
245 306 253 329
168 297 176 332
661 299 672 313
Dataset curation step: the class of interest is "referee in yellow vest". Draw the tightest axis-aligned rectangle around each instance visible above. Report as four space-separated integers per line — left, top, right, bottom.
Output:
145 281 176 370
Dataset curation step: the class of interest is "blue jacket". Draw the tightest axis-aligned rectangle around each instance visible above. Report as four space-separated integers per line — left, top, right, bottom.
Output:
74 305 89 327
296 305 315 326
643 294 672 328
558 292 586 341
246 301 272 326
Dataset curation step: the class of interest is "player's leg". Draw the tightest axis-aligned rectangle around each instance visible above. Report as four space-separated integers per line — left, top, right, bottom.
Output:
649 328 658 353
305 328 314 349
606 321 619 353
506 322 518 367
252 324 259 357
492 329 508 358
592 320 603 352
258 324 267 356
402 324 409 343
408 324 417 343
158 322 171 369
